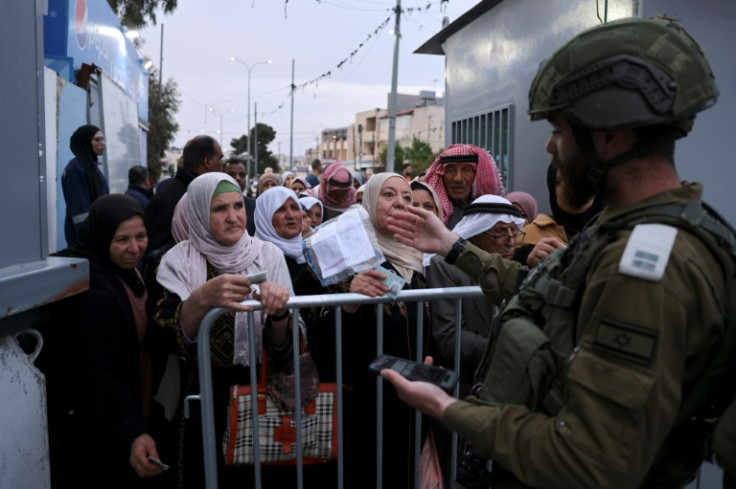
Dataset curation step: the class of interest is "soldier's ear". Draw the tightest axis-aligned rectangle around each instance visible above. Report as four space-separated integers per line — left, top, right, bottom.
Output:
592 128 636 160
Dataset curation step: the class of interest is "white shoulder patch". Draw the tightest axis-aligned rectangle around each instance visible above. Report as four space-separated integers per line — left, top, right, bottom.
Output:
618 224 678 281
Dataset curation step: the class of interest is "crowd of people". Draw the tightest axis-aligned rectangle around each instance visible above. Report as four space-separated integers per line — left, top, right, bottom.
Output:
43 16 735 489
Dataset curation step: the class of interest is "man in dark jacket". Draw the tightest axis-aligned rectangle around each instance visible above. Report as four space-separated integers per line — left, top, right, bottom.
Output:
145 135 223 254
124 165 154 209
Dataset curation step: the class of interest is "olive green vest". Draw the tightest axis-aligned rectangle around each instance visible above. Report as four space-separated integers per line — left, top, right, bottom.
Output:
473 201 736 487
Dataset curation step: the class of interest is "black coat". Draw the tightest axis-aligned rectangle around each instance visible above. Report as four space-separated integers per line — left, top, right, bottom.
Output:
145 167 198 253
304 261 432 489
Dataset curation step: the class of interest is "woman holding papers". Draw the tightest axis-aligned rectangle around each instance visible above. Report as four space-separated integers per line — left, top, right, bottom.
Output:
307 172 432 489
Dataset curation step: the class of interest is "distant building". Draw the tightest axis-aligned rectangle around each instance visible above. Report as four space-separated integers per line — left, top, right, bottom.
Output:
316 90 445 171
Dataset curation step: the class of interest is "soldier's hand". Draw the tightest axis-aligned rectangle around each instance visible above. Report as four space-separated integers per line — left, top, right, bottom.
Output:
381 356 456 420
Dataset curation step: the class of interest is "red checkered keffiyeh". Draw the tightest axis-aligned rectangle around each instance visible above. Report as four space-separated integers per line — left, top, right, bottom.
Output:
319 163 356 211
423 144 505 225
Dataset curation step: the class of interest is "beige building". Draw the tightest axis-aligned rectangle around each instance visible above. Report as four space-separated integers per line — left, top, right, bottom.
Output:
315 91 445 171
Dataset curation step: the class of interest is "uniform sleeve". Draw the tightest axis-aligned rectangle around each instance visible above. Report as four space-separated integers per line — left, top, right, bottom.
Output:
452 241 524 304
442 231 726 489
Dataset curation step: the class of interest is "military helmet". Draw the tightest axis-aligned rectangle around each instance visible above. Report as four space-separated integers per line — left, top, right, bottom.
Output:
528 17 719 137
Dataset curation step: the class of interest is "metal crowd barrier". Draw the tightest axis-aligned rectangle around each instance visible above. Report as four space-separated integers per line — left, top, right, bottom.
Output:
188 285 486 489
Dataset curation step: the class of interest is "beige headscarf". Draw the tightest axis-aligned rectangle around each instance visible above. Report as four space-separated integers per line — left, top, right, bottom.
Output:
361 173 423 282
157 173 294 366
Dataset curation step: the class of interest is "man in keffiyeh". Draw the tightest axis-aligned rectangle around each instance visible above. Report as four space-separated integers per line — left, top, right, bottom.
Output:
315 162 356 221
423 144 505 229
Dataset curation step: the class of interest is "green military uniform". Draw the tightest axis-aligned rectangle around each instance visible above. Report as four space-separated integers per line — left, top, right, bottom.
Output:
442 183 727 488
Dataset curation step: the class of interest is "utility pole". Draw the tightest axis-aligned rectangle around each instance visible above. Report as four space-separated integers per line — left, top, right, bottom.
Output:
158 24 164 104
289 59 295 172
254 103 259 173
386 0 402 173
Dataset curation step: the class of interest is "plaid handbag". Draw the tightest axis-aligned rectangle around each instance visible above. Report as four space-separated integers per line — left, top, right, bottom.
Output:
222 344 338 465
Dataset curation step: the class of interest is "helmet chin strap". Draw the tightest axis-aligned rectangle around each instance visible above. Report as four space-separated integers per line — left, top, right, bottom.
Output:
567 118 681 193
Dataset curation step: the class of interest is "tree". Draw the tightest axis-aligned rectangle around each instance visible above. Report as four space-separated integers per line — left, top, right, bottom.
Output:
146 68 180 182
404 137 439 176
107 0 177 29
378 143 406 170
229 123 278 176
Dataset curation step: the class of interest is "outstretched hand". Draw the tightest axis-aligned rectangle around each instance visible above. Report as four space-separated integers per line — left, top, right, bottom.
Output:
380 356 457 420
386 206 459 256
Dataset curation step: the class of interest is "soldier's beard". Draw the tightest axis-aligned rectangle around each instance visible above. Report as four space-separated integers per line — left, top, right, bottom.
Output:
552 153 596 209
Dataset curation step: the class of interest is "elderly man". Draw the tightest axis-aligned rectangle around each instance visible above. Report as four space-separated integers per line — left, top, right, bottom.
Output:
427 195 524 389
145 134 223 253
423 144 504 229
383 18 734 489
427 194 563 392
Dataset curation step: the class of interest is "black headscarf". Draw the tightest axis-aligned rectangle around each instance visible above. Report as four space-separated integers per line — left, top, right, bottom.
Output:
546 163 603 240
69 124 106 201
76 194 147 296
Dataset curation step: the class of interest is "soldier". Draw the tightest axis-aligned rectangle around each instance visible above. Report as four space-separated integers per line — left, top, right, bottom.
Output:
382 17 735 488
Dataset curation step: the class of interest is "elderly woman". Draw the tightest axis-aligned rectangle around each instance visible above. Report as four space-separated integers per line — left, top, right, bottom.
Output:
314 163 355 221
49 194 172 488
152 173 293 488
307 172 429 489
255 186 308 279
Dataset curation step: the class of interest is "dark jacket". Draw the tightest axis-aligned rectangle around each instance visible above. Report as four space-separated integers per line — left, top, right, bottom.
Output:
305 262 431 489
61 157 109 247
125 185 154 209
145 167 198 253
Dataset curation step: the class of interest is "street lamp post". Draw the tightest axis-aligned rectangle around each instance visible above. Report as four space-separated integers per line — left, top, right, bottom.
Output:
206 106 234 147
230 57 271 179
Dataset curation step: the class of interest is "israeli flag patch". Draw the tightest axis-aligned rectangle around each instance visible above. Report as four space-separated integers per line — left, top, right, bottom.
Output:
618 224 677 281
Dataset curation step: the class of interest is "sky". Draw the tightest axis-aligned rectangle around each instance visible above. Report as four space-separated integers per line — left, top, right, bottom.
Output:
137 0 480 162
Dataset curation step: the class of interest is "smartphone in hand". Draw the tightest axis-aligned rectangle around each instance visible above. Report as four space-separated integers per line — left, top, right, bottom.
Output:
147 456 169 471
369 354 459 392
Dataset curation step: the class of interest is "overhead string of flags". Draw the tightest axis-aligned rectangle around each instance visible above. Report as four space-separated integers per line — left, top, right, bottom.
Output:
255 0 453 117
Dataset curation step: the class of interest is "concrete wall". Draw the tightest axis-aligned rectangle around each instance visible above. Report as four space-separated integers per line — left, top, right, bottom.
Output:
442 0 634 211
441 0 735 224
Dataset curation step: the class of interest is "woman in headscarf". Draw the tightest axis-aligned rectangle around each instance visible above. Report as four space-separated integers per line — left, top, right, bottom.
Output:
307 172 430 489
410 179 444 269
298 195 323 228
290 176 308 195
62 124 109 247
52 194 173 488
255 186 307 279
505 191 538 226
281 170 295 188
352 171 367 189
258 172 281 196
152 173 294 489
314 163 356 221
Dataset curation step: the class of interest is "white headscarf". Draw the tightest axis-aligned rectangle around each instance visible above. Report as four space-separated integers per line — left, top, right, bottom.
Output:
298 195 323 226
451 194 526 240
255 186 306 264
362 173 423 282
157 172 293 366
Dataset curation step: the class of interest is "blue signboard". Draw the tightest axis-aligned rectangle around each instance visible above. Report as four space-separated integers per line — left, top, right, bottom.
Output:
44 0 148 122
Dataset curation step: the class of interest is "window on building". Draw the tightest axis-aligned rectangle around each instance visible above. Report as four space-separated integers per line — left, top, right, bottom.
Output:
450 104 512 187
